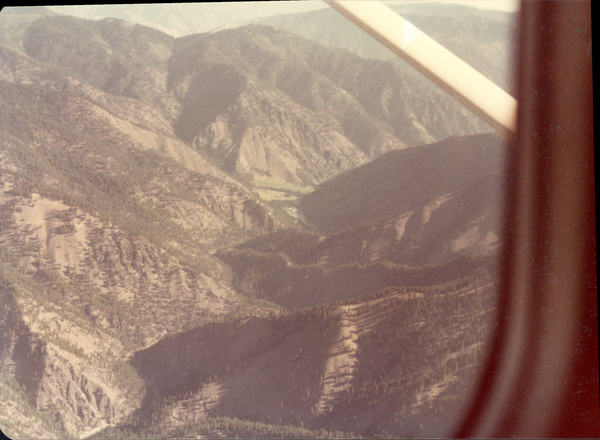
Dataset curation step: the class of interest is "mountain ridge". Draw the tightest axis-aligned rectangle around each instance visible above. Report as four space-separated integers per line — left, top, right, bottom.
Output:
0 7 507 438
300 133 505 233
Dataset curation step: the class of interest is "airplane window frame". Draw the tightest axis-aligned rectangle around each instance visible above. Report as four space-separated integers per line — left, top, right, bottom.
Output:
327 1 597 437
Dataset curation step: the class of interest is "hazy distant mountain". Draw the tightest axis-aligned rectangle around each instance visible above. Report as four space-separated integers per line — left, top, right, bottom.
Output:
0 7 504 439
42 2 329 37
258 3 516 92
33 2 515 93
0 6 56 17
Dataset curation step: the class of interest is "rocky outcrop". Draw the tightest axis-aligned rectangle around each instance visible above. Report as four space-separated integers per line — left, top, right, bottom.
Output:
34 345 130 437
300 133 506 234
0 286 132 437
170 25 489 187
192 89 371 185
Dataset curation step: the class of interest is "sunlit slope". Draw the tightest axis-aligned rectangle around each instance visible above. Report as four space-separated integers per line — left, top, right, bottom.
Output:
169 24 488 187
1 9 506 438
0 14 283 437
0 101 278 436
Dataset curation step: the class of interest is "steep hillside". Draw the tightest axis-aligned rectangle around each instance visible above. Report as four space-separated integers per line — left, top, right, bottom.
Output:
95 273 497 439
169 24 488 189
0 86 280 437
300 133 506 233
215 134 504 312
0 8 505 439
0 13 282 438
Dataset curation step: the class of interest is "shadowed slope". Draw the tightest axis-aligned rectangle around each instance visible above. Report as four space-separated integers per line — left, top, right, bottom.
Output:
124 273 497 438
300 133 506 233
216 134 505 311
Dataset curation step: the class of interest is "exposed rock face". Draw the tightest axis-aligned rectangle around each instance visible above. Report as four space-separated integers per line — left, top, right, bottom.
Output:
192 92 370 186
169 25 489 186
1 285 133 437
34 345 129 436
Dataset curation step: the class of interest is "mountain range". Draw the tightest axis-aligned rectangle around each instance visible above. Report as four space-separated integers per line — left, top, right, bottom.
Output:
0 5 509 439
40 2 516 92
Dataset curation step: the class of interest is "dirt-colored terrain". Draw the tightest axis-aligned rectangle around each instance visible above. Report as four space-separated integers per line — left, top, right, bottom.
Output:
1 6 509 439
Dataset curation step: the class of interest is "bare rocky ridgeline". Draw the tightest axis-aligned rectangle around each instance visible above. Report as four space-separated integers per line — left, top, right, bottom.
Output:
1 6 509 439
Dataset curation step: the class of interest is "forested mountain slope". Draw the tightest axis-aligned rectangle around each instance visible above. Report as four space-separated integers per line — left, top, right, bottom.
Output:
0 7 507 439
170 24 488 189
300 133 505 234
219 134 505 311
0 12 279 438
